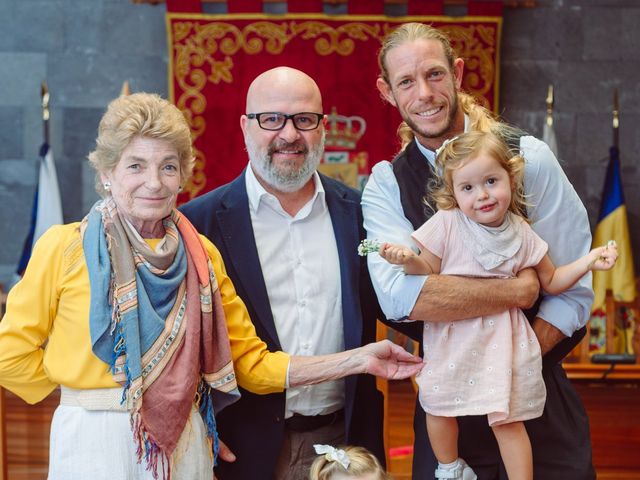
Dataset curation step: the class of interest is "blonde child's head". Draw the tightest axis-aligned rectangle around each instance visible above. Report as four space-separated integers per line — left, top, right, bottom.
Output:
428 130 528 220
309 445 390 480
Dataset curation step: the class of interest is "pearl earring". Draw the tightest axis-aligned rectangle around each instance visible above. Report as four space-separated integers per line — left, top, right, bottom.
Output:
103 181 111 191
178 186 183 192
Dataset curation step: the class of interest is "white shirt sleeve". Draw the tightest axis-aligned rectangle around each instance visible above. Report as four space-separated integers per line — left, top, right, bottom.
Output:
361 161 427 321
522 136 594 336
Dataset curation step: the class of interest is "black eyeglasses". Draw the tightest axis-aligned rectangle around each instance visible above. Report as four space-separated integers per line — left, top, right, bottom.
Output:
246 112 324 131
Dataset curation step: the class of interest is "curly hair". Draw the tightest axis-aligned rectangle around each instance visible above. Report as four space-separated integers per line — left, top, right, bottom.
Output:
428 130 529 220
309 445 390 480
88 92 194 197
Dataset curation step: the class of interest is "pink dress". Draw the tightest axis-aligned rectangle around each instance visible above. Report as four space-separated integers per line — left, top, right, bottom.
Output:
412 209 547 426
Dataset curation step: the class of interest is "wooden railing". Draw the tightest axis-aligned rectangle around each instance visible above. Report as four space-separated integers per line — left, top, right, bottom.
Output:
1 390 57 480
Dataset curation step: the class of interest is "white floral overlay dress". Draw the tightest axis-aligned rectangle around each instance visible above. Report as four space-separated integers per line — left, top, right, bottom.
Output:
412 209 547 426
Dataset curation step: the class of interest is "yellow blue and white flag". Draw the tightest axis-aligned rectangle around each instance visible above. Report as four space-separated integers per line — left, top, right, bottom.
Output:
592 145 636 309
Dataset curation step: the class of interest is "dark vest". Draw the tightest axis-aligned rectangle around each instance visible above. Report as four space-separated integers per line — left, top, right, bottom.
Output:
392 140 435 229
391 139 586 366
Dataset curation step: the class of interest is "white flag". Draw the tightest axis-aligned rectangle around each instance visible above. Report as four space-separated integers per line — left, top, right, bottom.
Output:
543 121 558 159
33 144 63 244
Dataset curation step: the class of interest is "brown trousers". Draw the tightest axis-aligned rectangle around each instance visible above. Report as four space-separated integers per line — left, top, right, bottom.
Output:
273 419 345 480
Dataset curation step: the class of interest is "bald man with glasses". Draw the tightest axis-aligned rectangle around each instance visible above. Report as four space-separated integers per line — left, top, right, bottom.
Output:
181 67 386 480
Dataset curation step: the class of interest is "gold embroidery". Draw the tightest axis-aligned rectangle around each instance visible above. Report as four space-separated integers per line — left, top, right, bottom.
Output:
289 21 382 56
169 17 500 199
443 24 498 108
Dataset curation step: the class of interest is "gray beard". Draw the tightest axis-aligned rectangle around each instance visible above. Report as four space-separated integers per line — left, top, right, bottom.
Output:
246 131 325 193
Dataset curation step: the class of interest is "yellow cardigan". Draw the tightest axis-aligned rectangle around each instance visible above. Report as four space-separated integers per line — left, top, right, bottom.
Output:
0 223 288 404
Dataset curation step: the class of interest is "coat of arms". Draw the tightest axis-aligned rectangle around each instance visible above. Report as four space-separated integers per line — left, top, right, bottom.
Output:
318 106 369 190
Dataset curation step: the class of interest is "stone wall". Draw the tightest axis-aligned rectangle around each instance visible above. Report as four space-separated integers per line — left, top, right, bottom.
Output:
1 0 639 285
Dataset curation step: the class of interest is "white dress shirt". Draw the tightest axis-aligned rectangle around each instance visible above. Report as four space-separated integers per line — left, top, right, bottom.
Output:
245 166 345 418
362 118 594 337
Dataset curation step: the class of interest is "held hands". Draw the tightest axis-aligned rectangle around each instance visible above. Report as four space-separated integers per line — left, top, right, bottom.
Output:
357 339 423 380
378 242 417 265
588 240 619 271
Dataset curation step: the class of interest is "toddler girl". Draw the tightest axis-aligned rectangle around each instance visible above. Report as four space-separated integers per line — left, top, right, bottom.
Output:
310 444 390 480
378 130 618 480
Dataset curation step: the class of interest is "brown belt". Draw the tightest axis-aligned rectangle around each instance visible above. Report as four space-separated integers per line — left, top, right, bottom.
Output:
285 409 344 432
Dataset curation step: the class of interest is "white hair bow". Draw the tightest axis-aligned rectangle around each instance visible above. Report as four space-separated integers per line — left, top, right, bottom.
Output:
314 444 350 469
434 134 462 161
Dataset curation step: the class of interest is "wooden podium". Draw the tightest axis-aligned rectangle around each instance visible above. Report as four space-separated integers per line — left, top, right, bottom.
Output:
564 362 640 479
562 282 640 478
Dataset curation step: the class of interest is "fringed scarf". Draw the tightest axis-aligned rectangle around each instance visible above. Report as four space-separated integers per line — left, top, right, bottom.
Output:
83 197 240 479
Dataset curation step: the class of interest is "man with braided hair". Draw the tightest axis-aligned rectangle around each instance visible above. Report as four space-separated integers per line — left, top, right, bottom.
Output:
362 22 595 480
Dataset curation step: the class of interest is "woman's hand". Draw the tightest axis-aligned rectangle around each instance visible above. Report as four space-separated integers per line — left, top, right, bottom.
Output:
288 339 423 387
357 339 424 379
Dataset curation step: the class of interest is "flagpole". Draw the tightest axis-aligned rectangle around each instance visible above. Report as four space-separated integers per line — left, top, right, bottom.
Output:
542 84 559 157
606 88 618 353
545 84 553 127
41 81 50 145
121 80 131 96
612 88 619 149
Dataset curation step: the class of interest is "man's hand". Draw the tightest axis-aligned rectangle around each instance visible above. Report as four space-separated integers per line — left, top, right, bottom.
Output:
357 339 424 379
532 317 567 355
514 268 540 309
411 268 540 322
213 439 236 480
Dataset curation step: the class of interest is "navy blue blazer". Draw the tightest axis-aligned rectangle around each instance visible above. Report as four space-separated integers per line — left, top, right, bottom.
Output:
181 171 385 479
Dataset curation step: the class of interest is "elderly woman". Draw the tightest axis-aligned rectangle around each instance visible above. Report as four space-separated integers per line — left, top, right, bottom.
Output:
0 93 421 480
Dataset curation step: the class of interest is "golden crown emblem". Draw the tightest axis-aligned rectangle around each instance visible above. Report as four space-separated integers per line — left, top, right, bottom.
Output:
325 106 367 150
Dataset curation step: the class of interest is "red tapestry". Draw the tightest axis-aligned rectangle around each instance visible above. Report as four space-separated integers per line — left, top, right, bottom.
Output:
166 13 502 201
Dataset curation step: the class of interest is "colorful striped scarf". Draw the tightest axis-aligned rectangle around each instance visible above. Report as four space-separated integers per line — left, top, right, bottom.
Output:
83 197 240 479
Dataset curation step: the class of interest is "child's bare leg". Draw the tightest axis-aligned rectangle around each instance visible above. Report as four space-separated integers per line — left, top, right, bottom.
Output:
492 421 533 480
426 413 458 463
